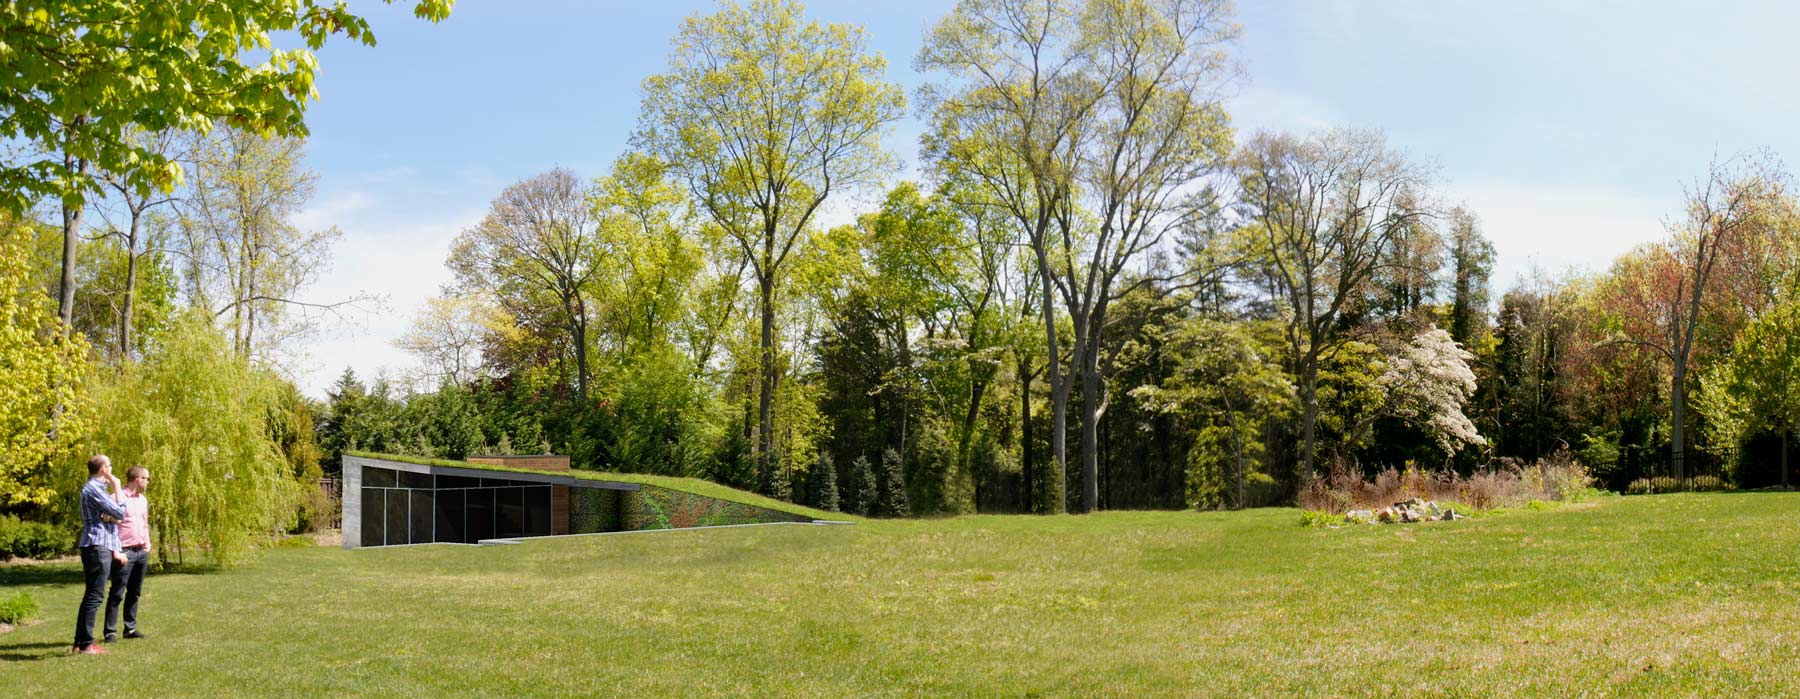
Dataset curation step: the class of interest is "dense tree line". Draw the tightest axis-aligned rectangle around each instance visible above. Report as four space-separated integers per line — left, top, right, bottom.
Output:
5 0 1798 565
364 0 1800 514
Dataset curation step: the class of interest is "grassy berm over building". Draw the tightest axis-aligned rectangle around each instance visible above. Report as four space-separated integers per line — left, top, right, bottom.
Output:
4 492 1799 698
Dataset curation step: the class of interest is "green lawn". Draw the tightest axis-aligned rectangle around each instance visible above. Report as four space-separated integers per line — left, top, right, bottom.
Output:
4 493 1799 697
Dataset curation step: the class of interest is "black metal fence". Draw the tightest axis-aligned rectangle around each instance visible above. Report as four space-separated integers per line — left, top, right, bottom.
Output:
1619 447 1733 495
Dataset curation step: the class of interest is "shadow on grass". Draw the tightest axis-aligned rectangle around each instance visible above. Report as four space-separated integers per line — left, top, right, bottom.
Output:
0 562 225 588
0 640 72 663
0 563 83 587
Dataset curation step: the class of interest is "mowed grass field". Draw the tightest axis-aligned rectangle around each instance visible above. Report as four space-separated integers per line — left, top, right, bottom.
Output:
4 492 1800 698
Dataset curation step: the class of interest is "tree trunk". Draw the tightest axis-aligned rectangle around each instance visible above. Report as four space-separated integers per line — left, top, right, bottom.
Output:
57 121 89 328
957 373 989 508
233 218 250 354
1036 276 1067 515
757 275 777 481
1670 362 1686 480
1078 341 1101 514
120 210 141 358
1019 354 1034 513
1226 394 1245 509
58 200 87 328
571 292 590 399
1298 357 1321 483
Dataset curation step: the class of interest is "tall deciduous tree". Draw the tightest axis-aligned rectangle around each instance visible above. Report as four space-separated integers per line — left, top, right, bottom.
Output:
590 153 705 361
919 0 1091 512
1603 156 1786 478
1061 0 1236 512
1233 128 1432 482
98 128 184 359
396 293 499 387
449 169 604 398
0 1 452 326
180 127 350 359
635 0 904 481
922 0 1238 512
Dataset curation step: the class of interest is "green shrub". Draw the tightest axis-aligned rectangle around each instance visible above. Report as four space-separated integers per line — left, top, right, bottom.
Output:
0 591 38 625
0 515 73 561
1298 510 1341 528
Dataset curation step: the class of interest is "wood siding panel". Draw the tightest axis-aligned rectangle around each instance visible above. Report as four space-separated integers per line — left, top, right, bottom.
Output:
467 456 571 472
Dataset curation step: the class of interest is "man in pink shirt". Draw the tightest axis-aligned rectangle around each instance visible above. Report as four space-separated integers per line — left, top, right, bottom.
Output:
104 465 153 642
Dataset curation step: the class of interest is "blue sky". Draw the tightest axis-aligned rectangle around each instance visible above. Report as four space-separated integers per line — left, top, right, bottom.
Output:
288 0 1800 396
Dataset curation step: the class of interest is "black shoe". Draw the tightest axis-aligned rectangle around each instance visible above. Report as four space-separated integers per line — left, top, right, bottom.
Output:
104 633 118 643
123 630 147 640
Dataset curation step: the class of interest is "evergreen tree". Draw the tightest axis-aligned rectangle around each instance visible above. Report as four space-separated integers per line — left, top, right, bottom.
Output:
875 448 910 517
843 455 876 516
1487 295 1529 458
1447 208 1496 346
805 454 841 512
757 448 791 501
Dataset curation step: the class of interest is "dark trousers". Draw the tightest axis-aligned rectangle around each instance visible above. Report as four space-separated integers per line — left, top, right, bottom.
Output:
105 547 148 636
73 546 112 648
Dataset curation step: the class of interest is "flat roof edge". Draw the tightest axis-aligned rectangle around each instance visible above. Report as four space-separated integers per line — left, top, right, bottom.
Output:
348 455 640 490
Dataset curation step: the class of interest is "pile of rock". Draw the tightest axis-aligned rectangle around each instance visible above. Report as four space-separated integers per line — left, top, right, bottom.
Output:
1343 498 1463 525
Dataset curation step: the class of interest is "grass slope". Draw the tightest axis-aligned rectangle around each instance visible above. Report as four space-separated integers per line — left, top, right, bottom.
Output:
4 493 1799 697
344 451 843 521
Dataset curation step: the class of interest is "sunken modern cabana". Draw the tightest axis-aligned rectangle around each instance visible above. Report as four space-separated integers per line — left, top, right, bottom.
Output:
341 453 820 549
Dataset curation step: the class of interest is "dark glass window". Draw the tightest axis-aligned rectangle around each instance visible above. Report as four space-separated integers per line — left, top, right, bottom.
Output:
466 488 495 542
363 467 396 488
361 488 385 547
385 490 409 546
436 474 481 490
495 487 524 538
524 486 551 536
398 470 433 490
409 490 434 544
435 489 466 543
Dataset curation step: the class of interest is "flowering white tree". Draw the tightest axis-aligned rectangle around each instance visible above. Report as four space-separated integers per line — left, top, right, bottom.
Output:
1381 326 1485 455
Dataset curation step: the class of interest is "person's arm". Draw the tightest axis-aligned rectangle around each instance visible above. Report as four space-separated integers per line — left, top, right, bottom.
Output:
85 480 126 521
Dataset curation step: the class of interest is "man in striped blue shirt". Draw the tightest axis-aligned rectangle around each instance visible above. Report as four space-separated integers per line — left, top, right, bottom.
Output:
72 454 126 654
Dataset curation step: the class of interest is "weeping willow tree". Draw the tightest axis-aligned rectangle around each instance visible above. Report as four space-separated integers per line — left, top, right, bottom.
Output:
93 310 297 566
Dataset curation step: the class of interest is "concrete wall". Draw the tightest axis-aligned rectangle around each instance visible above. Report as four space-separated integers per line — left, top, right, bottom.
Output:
341 459 361 550
340 455 435 550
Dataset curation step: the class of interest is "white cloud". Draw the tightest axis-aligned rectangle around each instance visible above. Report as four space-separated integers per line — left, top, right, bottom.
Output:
1228 83 1338 136
292 190 374 231
1447 180 1670 293
287 189 484 399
